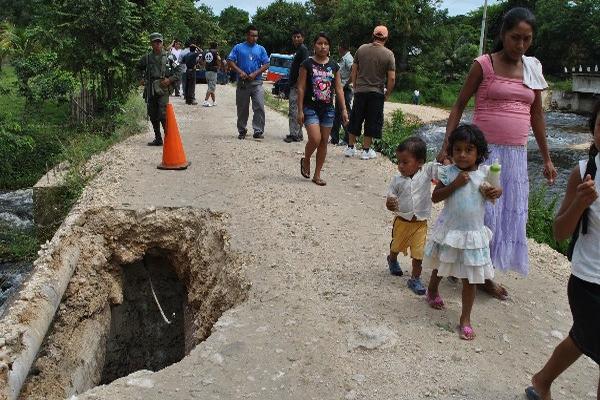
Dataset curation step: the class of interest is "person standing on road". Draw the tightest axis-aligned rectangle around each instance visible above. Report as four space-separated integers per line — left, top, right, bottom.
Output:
330 42 353 145
203 42 221 107
344 26 395 160
169 39 183 97
136 32 181 146
182 44 201 105
297 32 349 186
179 41 191 99
227 25 270 140
435 7 557 300
284 29 309 143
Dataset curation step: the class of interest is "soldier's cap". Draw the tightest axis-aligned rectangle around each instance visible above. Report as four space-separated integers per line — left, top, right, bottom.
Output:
149 32 163 43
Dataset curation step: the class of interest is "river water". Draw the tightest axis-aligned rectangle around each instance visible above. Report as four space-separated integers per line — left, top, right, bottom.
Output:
0 189 34 315
416 111 592 198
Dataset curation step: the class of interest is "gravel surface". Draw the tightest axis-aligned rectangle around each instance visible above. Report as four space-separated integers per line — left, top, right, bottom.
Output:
72 84 596 400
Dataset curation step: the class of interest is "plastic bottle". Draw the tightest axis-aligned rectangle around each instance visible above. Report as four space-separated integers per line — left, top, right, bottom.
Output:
487 159 501 188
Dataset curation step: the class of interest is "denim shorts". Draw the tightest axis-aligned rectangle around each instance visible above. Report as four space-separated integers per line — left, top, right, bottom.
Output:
303 105 335 128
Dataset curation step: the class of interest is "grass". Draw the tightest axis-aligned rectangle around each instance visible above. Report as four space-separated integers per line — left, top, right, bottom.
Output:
0 227 39 262
388 82 474 109
547 77 572 92
527 185 569 255
373 109 422 163
264 90 289 116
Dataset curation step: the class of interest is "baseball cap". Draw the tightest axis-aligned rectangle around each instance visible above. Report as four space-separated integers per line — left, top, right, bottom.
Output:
373 26 388 39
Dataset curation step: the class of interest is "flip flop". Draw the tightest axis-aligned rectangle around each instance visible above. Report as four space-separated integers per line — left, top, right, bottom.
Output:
525 386 542 400
300 157 310 179
312 178 326 186
425 290 444 310
459 325 476 340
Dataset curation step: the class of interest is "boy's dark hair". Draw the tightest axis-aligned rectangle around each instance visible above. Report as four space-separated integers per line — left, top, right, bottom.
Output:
396 136 427 163
292 29 304 36
493 7 536 52
339 42 349 50
313 31 331 46
246 25 258 33
589 101 600 158
447 124 489 165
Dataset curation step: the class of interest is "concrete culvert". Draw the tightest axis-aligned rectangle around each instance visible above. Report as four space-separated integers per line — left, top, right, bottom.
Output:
0 207 249 400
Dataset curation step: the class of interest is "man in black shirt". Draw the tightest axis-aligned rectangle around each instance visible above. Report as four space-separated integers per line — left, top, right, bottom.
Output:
284 29 309 143
182 45 201 105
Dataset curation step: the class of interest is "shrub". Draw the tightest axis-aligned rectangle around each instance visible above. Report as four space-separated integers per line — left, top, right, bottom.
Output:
527 185 569 255
373 109 421 163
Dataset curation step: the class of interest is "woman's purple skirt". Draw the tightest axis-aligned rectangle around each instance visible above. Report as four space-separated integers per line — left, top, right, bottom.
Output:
483 144 529 275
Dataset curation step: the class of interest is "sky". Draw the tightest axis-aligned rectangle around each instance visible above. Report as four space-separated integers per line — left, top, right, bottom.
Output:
209 0 493 17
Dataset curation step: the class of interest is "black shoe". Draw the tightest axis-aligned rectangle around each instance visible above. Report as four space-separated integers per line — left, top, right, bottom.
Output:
292 136 303 142
147 139 163 146
238 132 246 140
253 132 264 139
283 135 294 143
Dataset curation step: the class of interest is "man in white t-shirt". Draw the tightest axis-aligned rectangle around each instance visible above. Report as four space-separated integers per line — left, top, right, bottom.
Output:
170 40 183 96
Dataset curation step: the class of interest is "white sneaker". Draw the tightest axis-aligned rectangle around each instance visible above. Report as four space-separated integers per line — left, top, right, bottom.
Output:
202 100 210 107
361 149 377 160
211 101 216 107
344 147 356 157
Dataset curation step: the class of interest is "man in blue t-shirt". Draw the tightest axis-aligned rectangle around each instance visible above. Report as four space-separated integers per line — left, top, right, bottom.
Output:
227 25 270 139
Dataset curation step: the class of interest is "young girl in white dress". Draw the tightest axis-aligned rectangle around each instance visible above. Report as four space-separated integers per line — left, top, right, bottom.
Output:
424 124 502 340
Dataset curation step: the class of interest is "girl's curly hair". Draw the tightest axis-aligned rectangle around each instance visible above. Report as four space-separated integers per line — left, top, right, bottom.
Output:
447 124 490 165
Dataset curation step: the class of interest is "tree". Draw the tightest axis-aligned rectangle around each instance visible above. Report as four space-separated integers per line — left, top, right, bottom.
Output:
219 6 249 48
252 0 312 54
535 0 600 74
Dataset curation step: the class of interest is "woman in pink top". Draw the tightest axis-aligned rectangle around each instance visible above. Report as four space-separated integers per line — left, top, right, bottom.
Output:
436 7 557 299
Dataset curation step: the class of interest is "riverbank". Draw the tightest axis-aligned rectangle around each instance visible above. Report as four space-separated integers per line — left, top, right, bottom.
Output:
2 84 595 399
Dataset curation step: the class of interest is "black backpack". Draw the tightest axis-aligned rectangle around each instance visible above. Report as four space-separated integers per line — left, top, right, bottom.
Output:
567 153 597 261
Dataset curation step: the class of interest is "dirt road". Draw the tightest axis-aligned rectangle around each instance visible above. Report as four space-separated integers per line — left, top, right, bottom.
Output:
74 84 596 399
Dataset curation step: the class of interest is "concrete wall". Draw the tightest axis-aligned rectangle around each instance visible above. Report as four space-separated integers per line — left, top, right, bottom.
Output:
573 73 600 94
550 90 598 113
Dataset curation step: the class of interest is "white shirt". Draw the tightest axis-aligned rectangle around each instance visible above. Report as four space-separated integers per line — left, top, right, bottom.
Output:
387 162 438 221
338 51 354 86
571 155 600 284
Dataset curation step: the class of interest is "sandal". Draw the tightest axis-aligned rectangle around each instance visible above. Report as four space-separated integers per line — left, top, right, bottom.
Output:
459 324 476 340
300 157 310 179
425 290 444 310
312 178 326 186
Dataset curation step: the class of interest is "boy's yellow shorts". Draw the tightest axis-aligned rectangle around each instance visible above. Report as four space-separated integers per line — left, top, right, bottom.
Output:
390 217 427 260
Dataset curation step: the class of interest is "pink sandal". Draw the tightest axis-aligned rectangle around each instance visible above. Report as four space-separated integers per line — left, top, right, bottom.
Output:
459 325 476 340
425 290 445 310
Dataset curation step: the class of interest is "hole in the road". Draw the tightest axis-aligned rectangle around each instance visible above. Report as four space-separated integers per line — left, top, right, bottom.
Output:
100 251 187 384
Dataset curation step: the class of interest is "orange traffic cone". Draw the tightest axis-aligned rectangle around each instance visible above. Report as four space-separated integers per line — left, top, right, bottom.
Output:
158 103 190 170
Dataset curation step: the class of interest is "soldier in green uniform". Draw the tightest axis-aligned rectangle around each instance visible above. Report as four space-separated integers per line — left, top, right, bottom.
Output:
137 32 182 146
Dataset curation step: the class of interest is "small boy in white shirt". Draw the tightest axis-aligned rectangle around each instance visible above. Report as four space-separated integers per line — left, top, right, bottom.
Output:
386 137 438 295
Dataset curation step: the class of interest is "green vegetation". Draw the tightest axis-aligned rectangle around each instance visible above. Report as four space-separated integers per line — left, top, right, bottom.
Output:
527 185 569 255
547 77 572 92
373 110 421 162
264 90 289 116
0 227 38 262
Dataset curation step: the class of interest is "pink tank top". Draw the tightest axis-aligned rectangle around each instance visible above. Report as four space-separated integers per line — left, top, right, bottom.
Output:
472 55 535 146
